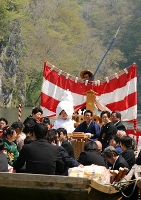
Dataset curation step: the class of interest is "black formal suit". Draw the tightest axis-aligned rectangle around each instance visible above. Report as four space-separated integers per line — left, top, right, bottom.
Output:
121 149 135 169
114 121 126 131
0 151 8 172
13 139 64 175
99 122 117 150
78 150 106 166
61 139 75 158
113 155 129 170
58 145 79 175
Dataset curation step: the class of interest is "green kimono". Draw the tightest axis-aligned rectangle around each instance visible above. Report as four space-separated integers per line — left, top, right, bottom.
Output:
4 139 19 166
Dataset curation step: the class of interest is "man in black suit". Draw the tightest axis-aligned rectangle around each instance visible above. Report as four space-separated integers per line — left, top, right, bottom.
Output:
78 141 106 166
103 146 129 170
57 128 75 158
111 111 126 131
47 129 79 175
13 123 64 175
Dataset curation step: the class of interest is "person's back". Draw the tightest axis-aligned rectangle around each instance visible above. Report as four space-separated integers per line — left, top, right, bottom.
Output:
13 123 64 175
21 140 60 174
78 141 105 166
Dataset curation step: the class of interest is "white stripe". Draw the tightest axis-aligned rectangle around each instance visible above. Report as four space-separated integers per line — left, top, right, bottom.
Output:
40 106 56 117
121 105 137 121
42 78 86 106
98 77 137 105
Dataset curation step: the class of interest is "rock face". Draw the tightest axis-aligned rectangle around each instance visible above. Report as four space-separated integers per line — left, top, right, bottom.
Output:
0 20 24 107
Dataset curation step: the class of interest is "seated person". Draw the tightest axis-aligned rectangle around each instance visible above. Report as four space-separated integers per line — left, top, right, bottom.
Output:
4 127 19 166
0 118 8 138
23 107 43 125
74 110 101 141
11 121 26 151
52 91 75 133
116 130 136 151
43 117 51 130
0 138 8 172
103 146 129 170
120 136 135 169
98 111 117 151
78 141 105 166
13 123 64 175
46 129 79 175
111 111 126 131
94 140 102 154
109 135 122 154
57 128 75 159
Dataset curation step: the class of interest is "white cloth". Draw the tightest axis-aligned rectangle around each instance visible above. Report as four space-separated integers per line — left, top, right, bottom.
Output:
56 101 74 119
52 118 75 133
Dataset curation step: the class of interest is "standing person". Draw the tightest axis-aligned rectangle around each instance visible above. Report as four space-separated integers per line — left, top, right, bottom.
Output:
11 121 26 151
99 111 117 151
111 111 126 131
57 128 75 159
80 70 93 83
0 138 8 172
4 127 19 166
74 110 101 141
13 123 64 175
23 107 43 125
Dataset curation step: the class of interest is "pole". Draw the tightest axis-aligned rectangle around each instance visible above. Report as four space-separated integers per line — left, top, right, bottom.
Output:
91 27 120 80
18 104 22 122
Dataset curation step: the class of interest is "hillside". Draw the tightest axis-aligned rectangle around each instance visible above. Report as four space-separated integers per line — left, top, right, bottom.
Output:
0 0 141 109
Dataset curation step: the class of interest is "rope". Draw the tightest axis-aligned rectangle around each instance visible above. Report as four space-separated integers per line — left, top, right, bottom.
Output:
112 178 138 198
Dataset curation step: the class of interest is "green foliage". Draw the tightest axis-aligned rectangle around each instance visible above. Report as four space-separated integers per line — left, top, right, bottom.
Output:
1 0 141 108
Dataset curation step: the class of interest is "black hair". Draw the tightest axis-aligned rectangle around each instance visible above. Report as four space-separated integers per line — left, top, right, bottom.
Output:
109 135 121 144
57 128 67 137
100 111 111 119
24 136 34 144
5 127 15 137
84 110 93 117
120 136 132 149
43 117 50 125
33 123 47 139
0 138 4 151
23 122 36 135
111 111 121 120
11 121 25 130
84 141 98 151
32 107 43 115
46 129 57 144
0 118 8 125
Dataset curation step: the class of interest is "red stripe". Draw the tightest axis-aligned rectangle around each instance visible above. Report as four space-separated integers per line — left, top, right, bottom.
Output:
43 62 95 95
106 92 137 111
94 64 137 95
40 92 86 113
43 62 137 95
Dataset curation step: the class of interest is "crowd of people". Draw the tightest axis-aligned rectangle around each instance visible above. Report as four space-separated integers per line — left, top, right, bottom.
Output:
0 106 140 199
